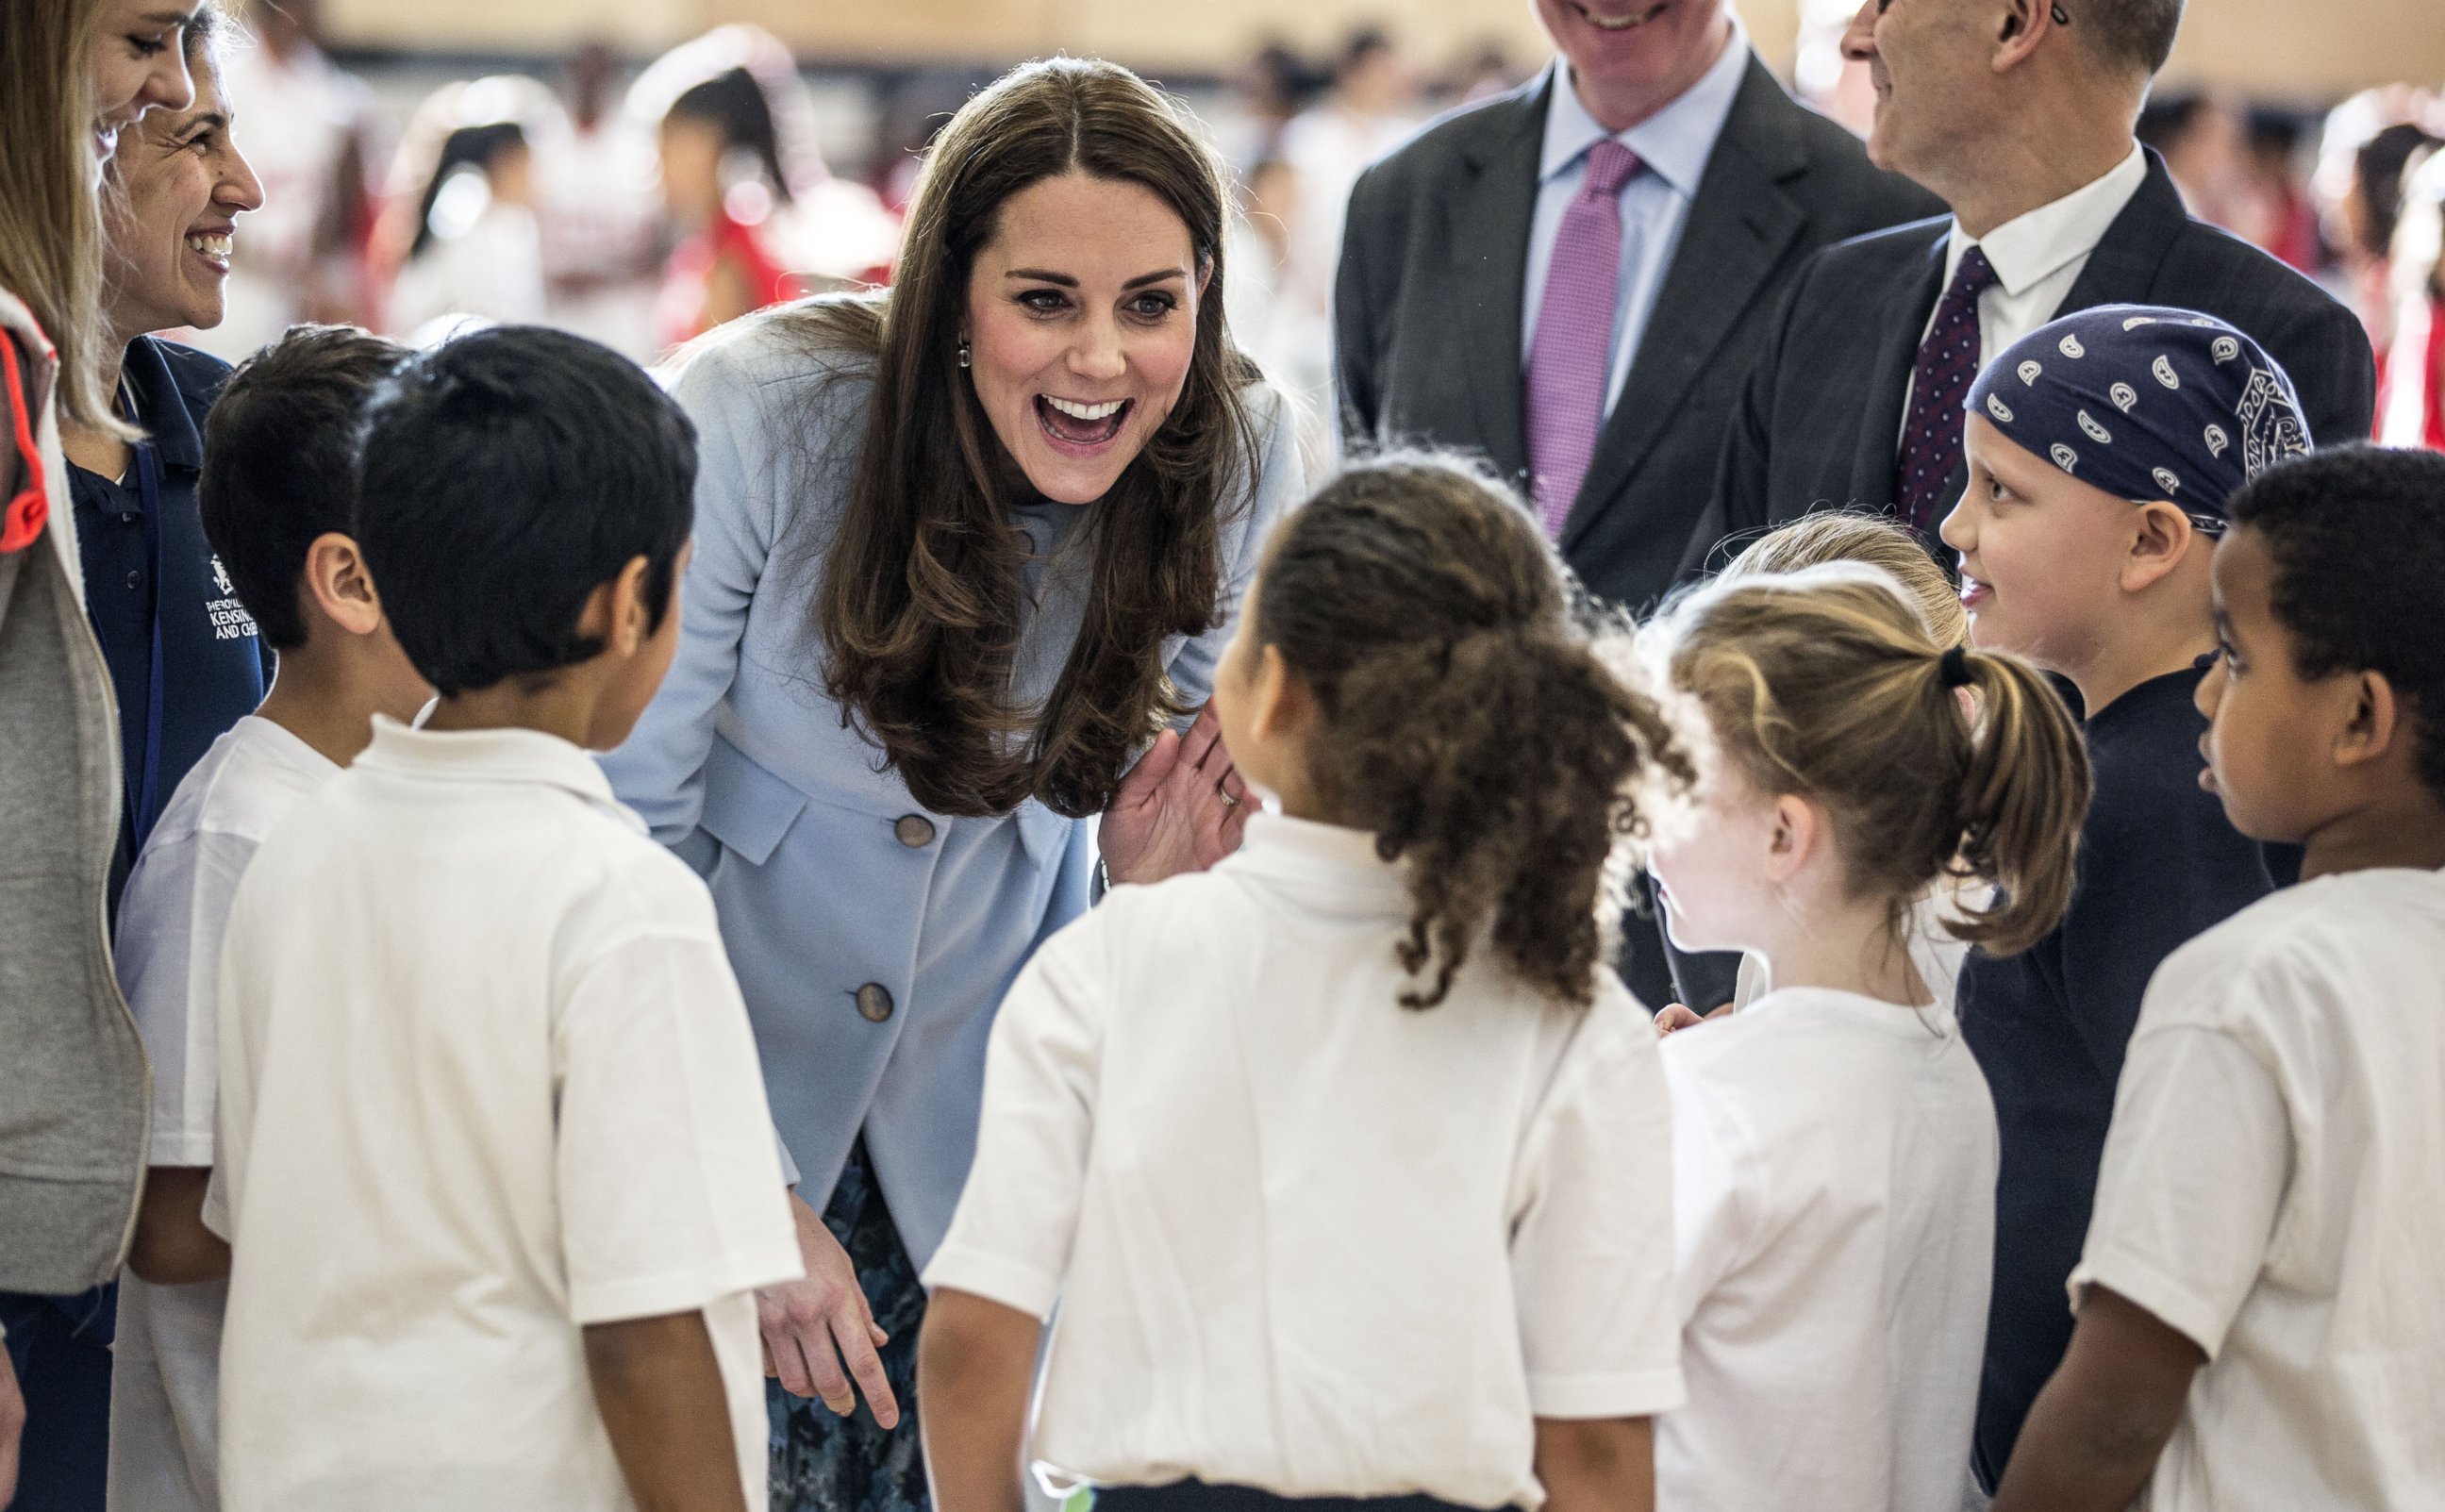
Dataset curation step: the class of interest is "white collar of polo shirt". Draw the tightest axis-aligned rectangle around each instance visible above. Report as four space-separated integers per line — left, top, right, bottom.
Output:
357 714 644 832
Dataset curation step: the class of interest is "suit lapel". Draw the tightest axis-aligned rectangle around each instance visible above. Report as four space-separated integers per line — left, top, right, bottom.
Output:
1562 60 1804 550
1852 228 1950 513
1443 80 1547 483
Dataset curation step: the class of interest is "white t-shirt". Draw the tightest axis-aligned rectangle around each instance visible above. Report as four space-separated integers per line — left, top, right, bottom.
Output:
2071 868 2445 1512
1658 988 1998 1512
924 813 1685 1512
108 716 337 1512
207 719 802 1512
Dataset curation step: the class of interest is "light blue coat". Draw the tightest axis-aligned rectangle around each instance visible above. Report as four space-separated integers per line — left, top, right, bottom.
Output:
601 315 1302 1267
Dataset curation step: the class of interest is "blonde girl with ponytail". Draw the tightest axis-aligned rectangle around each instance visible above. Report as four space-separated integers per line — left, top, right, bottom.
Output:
920 456 1694 1512
1641 564 2090 1512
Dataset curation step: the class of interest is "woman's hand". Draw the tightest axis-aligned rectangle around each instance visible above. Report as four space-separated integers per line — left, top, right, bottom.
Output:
1100 702 1253 887
757 1189 900 1428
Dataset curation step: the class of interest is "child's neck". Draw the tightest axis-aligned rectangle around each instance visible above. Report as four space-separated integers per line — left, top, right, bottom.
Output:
2063 618 2218 717
256 645 412 768
1757 896 1932 1008
421 673 602 747
2296 789 2445 884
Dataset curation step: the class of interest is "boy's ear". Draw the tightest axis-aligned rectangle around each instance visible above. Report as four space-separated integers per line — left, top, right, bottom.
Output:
2121 502 2199 594
2334 668 2404 773
302 532 385 638
598 555 654 657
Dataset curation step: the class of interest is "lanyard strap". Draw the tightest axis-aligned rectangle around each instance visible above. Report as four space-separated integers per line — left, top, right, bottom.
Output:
132 441 168 842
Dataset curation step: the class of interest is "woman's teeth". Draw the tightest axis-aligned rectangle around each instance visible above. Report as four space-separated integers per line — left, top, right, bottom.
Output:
1577 1 1669 29
186 232 233 267
1036 394 1128 445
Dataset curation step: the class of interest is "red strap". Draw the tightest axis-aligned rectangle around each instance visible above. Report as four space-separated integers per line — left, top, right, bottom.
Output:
1 328 50 556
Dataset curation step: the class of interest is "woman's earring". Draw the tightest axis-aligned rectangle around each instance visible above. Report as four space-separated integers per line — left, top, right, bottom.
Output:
956 340 972 370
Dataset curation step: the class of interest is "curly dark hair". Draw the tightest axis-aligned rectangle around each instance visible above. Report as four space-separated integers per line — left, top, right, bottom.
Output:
2227 444 2445 802
791 58 1263 820
1251 456 1691 1009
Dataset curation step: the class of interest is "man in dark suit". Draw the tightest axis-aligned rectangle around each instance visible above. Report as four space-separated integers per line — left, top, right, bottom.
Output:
1695 0 2375 576
1334 0 1937 1013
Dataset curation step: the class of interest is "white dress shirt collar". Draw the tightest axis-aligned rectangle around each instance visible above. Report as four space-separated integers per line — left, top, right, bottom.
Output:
1539 13 1752 198
1946 145 2149 296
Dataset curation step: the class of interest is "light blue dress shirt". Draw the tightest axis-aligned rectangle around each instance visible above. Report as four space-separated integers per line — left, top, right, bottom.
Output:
598 317 1302 1268
1519 24 1753 417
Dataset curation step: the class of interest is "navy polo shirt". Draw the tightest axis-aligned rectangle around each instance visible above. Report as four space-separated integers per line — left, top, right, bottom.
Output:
1957 665 2282 1489
70 336 271 907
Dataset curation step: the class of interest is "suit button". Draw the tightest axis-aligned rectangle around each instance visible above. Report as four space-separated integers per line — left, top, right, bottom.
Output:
125 569 143 590
893 814 936 849
855 984 895 1022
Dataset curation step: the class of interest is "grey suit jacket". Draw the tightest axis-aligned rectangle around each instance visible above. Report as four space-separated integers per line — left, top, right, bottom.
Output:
1693 149 2378 575
1335 58 1940 612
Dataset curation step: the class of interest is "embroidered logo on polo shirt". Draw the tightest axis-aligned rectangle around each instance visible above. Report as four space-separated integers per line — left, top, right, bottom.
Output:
206 554 258 641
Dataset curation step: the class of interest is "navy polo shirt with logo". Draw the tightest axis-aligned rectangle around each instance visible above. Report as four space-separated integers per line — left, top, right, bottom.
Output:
70 335 272 908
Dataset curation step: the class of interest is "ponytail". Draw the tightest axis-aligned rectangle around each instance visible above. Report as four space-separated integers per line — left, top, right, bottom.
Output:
1944 646 2088 955
1251 456 1690 1009
1658 564 2091 955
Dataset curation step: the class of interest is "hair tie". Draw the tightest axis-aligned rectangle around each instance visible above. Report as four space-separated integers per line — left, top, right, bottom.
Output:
1939 644 1974 689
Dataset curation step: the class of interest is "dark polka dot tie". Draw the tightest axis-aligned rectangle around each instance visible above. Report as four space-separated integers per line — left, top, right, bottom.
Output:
1896 245 1999 532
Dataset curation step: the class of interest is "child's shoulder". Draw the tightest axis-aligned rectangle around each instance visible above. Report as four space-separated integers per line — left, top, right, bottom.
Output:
547 797 729 946
145 716 337 855
2153 870 2445 1025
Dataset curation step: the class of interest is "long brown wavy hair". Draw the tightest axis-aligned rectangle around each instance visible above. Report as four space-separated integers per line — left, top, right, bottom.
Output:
1253 456 1693 1010
787 58 1263 819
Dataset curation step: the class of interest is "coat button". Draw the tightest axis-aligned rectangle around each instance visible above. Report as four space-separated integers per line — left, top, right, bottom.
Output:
893 814 936 849
855 983 894 1022
125 568 144 590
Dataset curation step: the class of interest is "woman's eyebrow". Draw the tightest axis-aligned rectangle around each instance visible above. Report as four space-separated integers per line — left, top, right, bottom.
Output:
1003 267 1188 290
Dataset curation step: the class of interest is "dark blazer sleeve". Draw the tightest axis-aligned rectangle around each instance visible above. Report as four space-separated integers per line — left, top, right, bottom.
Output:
1333 165 1389 448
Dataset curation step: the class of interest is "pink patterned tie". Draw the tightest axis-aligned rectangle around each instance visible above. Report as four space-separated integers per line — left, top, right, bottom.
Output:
1526 140 1640 539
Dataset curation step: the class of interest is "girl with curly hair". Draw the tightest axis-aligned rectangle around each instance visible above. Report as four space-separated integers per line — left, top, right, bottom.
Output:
1642 565 2090 1512
918 455 1693 1512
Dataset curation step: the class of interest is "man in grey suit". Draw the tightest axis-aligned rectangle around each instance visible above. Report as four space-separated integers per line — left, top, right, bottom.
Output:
1334 0 1936 1011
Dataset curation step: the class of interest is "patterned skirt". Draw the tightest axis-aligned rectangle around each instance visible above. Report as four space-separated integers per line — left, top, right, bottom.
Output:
769 1138 932 1512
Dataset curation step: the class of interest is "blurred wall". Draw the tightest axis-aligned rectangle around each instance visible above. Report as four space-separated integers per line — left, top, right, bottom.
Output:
324 0 2443 96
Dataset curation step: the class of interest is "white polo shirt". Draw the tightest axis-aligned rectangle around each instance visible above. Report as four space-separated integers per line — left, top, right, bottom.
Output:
207 718 802 1512
2071 868 2445 1512
925 813 1686 1512
108 715 338 1512
1658 989 1998 1512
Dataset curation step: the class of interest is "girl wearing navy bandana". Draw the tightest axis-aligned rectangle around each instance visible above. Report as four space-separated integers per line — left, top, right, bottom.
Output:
1937 306 2309 1489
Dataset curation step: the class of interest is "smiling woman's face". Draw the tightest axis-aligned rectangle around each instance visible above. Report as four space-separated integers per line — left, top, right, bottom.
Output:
88 0 200 164
106 48 260 337
962 171 1206 506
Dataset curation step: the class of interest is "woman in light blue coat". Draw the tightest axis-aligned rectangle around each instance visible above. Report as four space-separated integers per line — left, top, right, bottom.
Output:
601 58 1304 1512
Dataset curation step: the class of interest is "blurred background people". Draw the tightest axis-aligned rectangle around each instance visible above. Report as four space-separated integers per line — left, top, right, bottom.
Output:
199 0 375 357
378 78 554 344
2381 144 2445 448
629 25 899 353
532 42 664 357
1274 26 1422 444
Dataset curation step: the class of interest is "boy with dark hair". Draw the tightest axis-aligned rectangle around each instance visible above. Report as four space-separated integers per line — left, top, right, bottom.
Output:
1995 443 2445 1512
206 326 801 1512
108 324 426 1512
